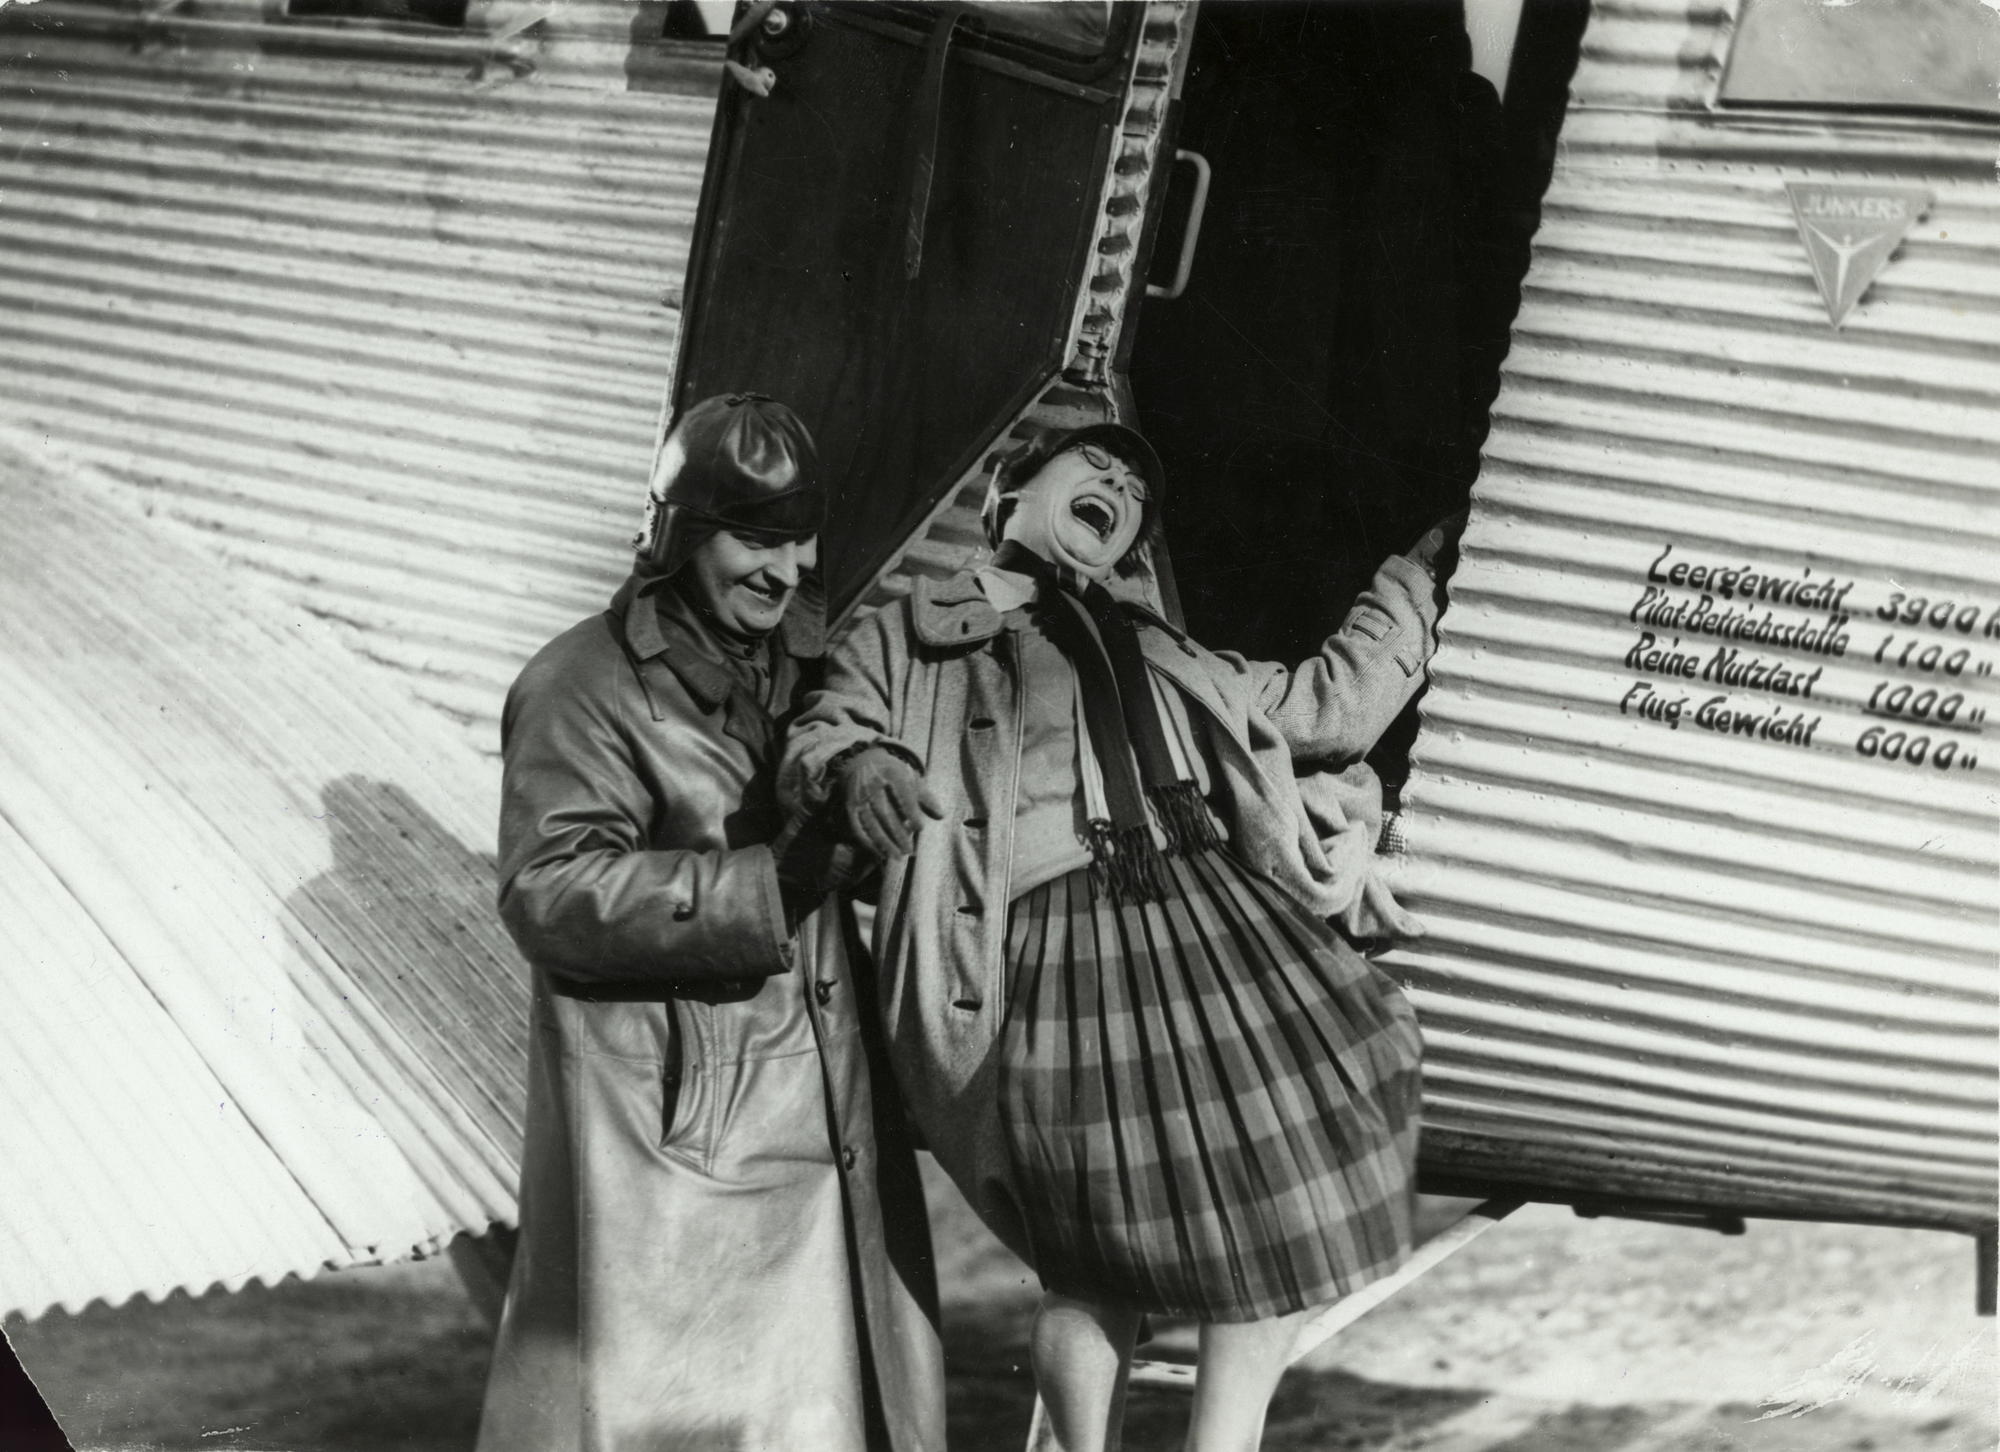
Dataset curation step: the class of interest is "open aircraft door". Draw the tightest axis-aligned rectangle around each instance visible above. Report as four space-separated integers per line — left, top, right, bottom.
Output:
670 0 1197 618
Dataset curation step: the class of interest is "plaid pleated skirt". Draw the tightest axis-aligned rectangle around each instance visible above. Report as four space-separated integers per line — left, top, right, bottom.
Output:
998 848 1422 1323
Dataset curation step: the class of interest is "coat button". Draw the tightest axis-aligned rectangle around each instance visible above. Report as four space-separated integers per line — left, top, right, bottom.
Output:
841 1145 858 1171
814 980 834 1006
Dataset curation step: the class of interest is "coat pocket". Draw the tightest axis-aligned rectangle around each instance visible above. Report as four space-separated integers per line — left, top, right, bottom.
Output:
658 1000 684 1146
703 1044 838 1181
657 1001 721 1167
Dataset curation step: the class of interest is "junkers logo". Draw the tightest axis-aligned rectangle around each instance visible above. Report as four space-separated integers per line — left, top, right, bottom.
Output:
1785 182 1932 328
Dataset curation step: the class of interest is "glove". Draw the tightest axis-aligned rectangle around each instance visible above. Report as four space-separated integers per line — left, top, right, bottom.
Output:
1406 508 1469 578
834 747 945 858
771 812 869 928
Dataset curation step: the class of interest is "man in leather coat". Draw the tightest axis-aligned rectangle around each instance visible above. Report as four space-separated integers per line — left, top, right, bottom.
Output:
474 394 945 1452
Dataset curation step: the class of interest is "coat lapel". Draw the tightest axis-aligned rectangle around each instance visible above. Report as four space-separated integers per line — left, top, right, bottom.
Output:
611 574 800 759
910 572 1007 648
1134 617 1238 730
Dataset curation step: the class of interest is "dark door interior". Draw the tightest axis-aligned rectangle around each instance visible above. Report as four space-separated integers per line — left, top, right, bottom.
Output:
1128 0 1587 784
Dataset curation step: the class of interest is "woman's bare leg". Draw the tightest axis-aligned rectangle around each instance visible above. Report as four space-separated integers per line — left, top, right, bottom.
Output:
1183 1306 1317 1452
1024 1293 1143 1452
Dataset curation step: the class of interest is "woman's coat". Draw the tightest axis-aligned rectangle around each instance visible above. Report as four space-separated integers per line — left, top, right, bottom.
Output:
476 578 945 1452
778 553 1440 1250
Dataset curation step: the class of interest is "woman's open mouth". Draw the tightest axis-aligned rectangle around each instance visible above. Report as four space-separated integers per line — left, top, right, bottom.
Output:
1069 497 1116 542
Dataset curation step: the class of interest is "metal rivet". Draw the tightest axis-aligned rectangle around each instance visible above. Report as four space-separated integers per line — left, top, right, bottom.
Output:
815 980 834 1006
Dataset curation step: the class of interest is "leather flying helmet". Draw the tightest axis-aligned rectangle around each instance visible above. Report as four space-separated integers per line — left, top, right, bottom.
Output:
634 393 823 575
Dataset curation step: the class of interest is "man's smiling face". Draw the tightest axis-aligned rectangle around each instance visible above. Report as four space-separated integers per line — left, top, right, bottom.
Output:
684 528 818 640
1000 445 1147 580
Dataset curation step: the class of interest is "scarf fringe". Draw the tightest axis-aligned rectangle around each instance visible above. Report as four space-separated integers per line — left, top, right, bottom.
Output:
1085 819 1173 908
1084 780 1219 908
1149 780 1222 858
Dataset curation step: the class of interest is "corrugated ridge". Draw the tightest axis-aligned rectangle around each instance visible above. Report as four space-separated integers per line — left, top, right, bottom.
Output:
0 0 720 749
1393 0 1999 1228
9 0 722 81
0 434 530 1319
0 821 352 1317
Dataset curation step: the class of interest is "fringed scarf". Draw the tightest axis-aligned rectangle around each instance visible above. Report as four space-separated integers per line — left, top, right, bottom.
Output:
992 541 1221 906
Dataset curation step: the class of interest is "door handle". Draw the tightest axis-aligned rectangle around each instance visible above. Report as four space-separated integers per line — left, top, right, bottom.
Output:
1145 149 1212 301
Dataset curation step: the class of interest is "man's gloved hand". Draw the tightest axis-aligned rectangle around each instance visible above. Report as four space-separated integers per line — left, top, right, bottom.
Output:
772 811 871 928
1406 508 1470 579
835 747 945 858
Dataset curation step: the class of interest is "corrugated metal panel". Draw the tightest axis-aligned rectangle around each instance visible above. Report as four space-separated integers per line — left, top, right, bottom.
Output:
0 434 530 1320
0 0 721 748
1393 0 1999 1228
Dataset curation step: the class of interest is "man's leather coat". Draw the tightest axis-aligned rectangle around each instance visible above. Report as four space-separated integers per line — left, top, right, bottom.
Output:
474 577 944 1452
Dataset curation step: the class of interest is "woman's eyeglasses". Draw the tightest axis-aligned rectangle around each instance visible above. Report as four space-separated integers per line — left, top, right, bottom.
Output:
1068 444 1148 501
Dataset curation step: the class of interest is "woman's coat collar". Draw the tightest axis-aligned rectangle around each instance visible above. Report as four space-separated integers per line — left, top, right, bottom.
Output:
910 570 1225 709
